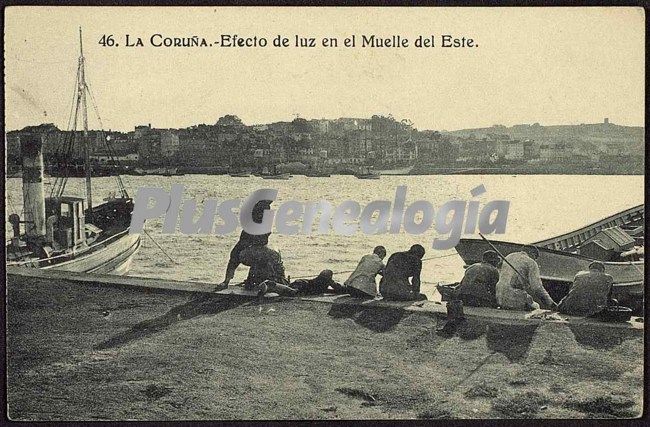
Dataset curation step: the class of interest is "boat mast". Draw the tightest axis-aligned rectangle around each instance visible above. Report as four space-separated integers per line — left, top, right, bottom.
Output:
78 27 93 215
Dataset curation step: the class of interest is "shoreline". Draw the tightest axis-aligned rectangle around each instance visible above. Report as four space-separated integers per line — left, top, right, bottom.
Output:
6 269 644 420
6 171 645 179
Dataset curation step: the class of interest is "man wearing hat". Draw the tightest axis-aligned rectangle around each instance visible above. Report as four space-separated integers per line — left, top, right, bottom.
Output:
455 250 502 308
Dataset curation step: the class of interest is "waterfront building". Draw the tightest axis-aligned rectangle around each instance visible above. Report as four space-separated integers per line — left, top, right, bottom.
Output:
502 140 525 161
539 141 569 161
91 152 139 164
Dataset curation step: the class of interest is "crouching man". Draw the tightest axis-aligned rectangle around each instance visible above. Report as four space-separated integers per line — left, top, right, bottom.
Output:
379 244 428 301
217 199 295 296
343 246 386 299
455 250 501 308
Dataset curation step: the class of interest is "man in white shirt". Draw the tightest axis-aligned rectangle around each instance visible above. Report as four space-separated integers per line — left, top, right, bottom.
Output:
344 246 386 299
496 245 557 311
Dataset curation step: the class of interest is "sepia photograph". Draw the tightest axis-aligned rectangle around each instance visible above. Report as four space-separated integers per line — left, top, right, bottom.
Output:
4 5 645 421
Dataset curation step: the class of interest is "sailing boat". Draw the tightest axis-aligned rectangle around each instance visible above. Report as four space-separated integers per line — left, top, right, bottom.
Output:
6 29 141 275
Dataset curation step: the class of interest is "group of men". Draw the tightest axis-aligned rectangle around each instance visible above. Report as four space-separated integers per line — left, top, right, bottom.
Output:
456 245 616 317
215 199 427 301
217 200 617 318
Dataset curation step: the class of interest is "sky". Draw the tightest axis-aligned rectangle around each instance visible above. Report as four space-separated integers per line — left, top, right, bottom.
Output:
4 6 645 132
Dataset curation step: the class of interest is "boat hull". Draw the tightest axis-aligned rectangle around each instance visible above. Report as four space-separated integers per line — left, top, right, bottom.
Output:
261 173 291 180
533 204 644 252
8 233 141 276
44 233 141 275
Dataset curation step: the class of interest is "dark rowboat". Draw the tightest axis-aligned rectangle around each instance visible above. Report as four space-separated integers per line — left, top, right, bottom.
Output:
261 173 291 180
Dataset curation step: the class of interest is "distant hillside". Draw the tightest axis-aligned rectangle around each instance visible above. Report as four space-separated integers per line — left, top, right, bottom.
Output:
443 121 644 154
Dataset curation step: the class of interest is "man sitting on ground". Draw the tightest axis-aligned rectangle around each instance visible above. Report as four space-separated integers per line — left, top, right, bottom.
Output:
379 244 428 301
455 250 501 308
558 261 615 317
496 245 557 311
343 246 386 299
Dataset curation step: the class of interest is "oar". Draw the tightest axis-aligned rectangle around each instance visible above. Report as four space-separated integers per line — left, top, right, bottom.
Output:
478 232 528 283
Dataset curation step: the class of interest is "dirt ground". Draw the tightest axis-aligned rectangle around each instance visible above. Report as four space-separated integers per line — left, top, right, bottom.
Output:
6 275 644 420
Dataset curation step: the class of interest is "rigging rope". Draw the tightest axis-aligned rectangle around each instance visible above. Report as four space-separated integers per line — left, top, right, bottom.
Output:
142 228 178 265
86 83 128 197
50 55 128 200
287 252 458 280
51 63 82 199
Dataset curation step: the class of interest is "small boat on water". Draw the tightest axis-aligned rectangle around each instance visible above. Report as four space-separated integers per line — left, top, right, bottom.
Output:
305 171 331 177
229 171 252 178
161 167 183 176
376 165 413 175
130 167 182 176
6 29 140 276
454 204 644 310
355 166 380 179
262 173 291 180
227 155 252 177
260 165 291 180
532 204 644 252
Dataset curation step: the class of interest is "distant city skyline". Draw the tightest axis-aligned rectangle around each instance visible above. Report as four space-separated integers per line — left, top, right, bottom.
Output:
5 7 645 132
5 114 643 134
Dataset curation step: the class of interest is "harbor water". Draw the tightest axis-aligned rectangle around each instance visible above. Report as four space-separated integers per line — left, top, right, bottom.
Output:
5 174 644 296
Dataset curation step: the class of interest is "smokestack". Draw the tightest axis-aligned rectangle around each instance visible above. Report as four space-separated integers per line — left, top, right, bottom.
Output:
20 133 46 239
